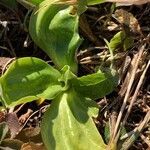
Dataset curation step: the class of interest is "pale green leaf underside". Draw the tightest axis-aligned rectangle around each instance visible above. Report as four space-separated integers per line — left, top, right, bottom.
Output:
0 57 62 107
42 89 106 150
29 1 82 73
73 71 117 100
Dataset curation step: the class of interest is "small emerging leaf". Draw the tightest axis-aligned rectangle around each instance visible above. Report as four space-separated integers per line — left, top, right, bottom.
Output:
0 57 62 107
109 31 126 51
109 31 133 51
58 65 76 91
42 89 106 150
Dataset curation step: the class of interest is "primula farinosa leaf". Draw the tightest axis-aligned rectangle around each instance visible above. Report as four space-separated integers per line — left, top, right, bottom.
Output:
87 0 106 5
0 57 62 108
41 89 106 150
73 70 117 100
29 1 82 73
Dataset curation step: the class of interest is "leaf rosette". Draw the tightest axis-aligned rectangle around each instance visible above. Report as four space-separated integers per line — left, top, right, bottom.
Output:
0 0 117 149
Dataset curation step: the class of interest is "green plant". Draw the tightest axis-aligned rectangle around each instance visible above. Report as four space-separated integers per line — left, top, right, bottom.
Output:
0 0 117 149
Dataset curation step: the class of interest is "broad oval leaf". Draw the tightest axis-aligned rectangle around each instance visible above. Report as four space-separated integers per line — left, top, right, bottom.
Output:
41 89 106 150
0 57 62 107
73 70 118 100
29 1 82 73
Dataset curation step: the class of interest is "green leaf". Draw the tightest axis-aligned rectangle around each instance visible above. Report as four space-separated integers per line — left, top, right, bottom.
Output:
104 122 110 144
87 0 106 5
58 65 77 91
123 35 134 51
108 31 134 52
16 0 45 9
77 0 87 15
0 123 9 143
0 57 62 107
41 89 106 150
73 70 117 100
109 31 126 52
29 1 82 73
16 0 36 9
27 0 44 5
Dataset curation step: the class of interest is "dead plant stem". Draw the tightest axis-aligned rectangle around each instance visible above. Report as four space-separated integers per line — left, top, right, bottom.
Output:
112 44 145 143
122 60 150 125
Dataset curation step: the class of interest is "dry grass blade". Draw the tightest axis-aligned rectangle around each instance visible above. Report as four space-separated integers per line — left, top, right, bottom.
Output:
110 44 145 145
119 55 135 96
140 133 150 148
106 0 150 5
120 110 150 150
122 60 150 125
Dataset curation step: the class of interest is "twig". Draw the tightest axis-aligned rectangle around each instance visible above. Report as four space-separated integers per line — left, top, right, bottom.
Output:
14 104 26 114
77 47 106 57
140 133 150 148
19 105 49 132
